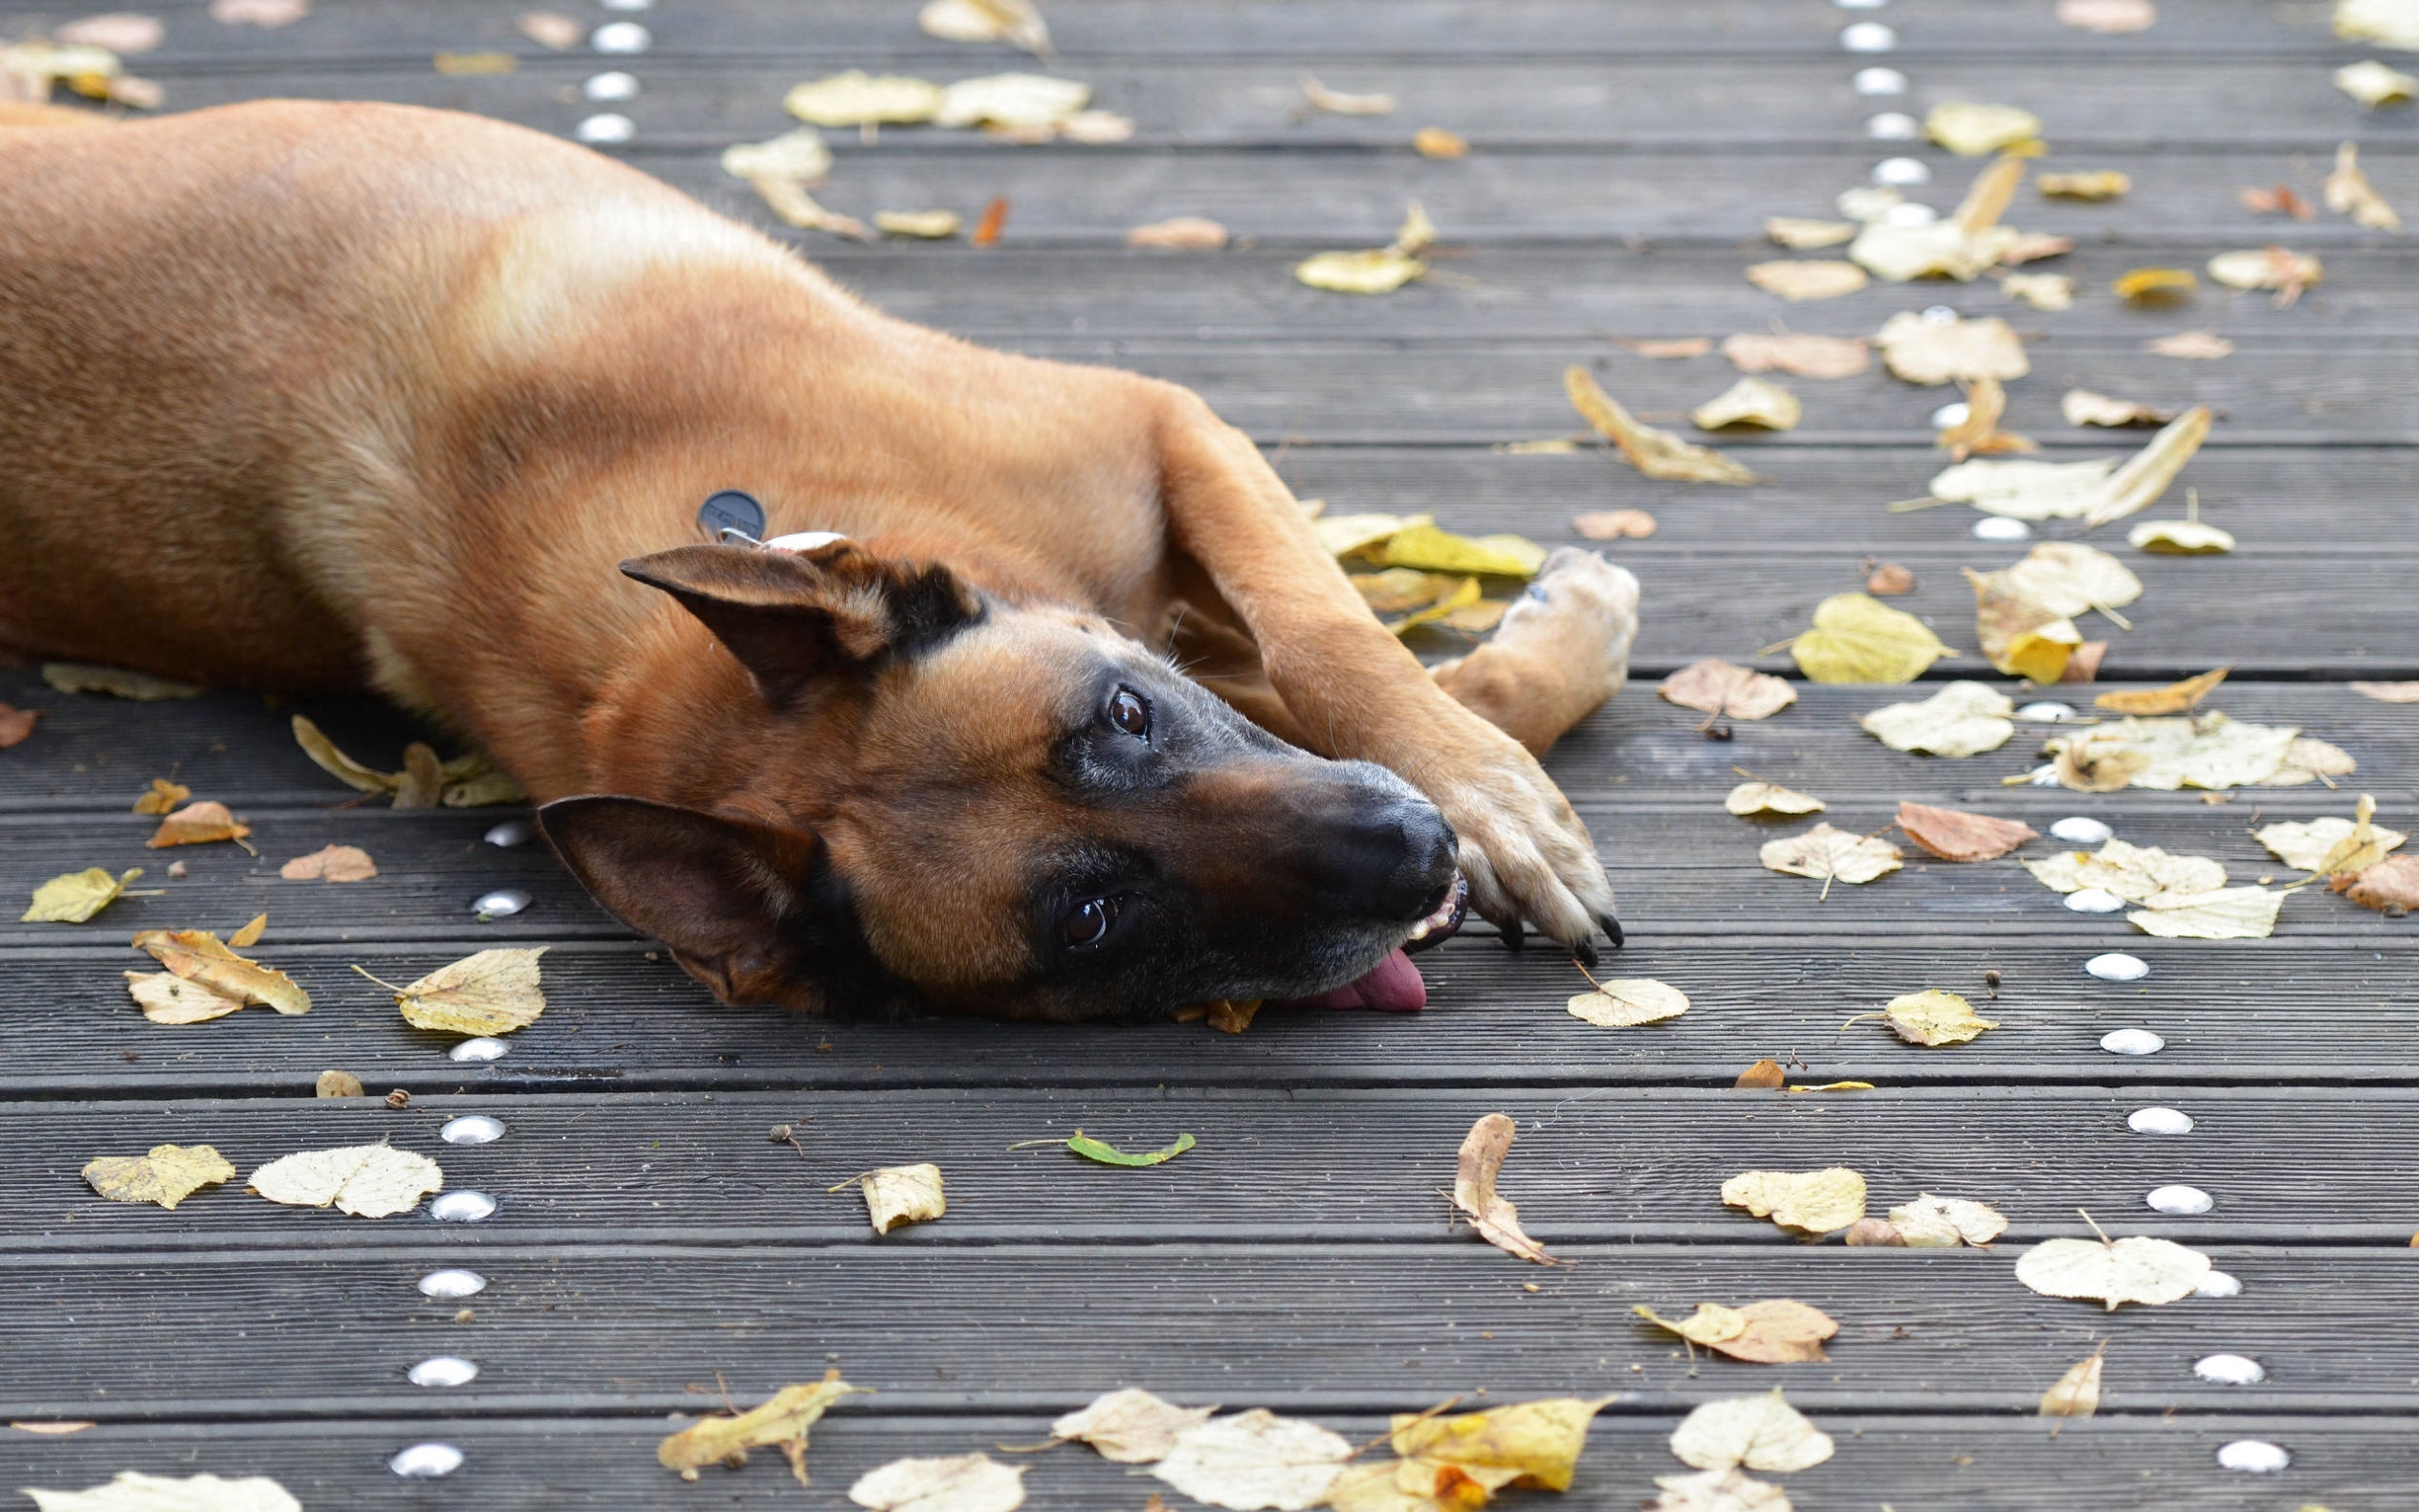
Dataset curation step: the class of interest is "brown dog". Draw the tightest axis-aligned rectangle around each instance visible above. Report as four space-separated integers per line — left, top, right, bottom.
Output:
0 100 1638 1021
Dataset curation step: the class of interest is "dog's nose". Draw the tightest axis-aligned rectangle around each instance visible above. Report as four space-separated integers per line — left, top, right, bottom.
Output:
1331 799 1457 923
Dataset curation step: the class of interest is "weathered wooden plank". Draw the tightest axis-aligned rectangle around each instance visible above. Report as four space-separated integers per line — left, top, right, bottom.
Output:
0 1238 2407 1415
5 1085 2412 1250
2 1413 2400 1512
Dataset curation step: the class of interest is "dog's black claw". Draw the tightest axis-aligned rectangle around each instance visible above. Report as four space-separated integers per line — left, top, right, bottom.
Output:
1501 920 1527 952
1572 938 1599 972
1598 913 1625 949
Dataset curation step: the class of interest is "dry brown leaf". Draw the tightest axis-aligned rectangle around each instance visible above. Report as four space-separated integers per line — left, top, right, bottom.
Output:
315 1069 364 1098
1206 997 1263 1033
1389 1396 1613 1492
1720 332 1868 379
1052 1389 1216 1463
831 1164 946 1234
132 928 309 1015
1896 801 2037 861
1660 658 1796 721
1876 312 2028 384
2094 668 2229 715
1864 562 1915 596
1759 825 1902 889
0 701 37 748
1127 216 1228 250
848 1453 1024 1512
1669 1391 1835 1473
226 912 267 950
1764 216 1858 250
2040 1344 2106 1418
2342 855 2419 913
1637 1300 1838 1364
82 1143 236 1210
2352 681 2419 703
368 947 546 1036
2038 170 2129 201
2058 0 2154 31
2016 1232 2210 1310
2145 331 2232 360
1616 337 1715 359
1300 74 1395 116
279 844 377 882
23 867 143 925
1727 782 1825 819
132 778 190 815
1565 367 1762 484
1721 1169 1866 1236
1735 1060 1787 1090
146 800 250 848
1691 377 1800 431
1843 1217 1906 1246
1572 509 1657 539
1453 1112 1559 1264
249 1144 443 1217
659 1371 869 1485
1154 1411 1353 1511
1744 260 1868 301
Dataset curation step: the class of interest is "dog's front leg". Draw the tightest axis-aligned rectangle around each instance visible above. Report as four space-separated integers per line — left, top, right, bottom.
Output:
1151 387 1620 953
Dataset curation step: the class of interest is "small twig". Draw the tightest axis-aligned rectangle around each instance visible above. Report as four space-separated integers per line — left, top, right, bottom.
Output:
2077 1208 2113 1245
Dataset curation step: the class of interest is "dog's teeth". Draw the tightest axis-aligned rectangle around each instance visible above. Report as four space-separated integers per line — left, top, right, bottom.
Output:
1408 921 1430 940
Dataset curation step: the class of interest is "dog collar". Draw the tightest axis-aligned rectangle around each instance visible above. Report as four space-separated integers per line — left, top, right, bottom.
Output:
694 490 847 554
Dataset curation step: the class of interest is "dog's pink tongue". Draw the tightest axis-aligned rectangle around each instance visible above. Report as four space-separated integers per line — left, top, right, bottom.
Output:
1292 948 1426 1013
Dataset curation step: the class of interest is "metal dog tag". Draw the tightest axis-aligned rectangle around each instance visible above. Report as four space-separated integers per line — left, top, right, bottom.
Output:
696 490 765 542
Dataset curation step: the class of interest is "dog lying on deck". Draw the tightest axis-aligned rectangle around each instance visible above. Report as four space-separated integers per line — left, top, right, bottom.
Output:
0 100 1639 1021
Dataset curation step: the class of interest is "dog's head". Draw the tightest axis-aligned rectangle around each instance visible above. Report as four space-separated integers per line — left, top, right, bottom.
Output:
539 540 1461 1021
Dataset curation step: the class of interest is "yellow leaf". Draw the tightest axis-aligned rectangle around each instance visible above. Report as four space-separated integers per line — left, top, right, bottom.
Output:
1386 577 1482 636
81 1143 236 1210
2037 170 2130 200
1789 593 1948 684
1566 368 1762 484
1315 512 1429 559
248 1144 443 1217
2025 839 2228 906
1925 102 2043 156
1889 1194 2010 1246
2114 267 2197 303
1858 989 1998 1046
372 947 547 1036
2128 518 2234 554
145 800 250 848
1690 378 1800 431
2336 59 2418 106
1295 248 1427 294
1637 1300 1838 1364
131 778 190 815
2126 886 2284 939
1376 523 1549 578
2040 1345 2106 1418
875 209 961 239
431 51 515 75
1758 824 1902 887
1720 1168 1867 1236
2044 712 2305 791
1453 1113 1558 1265
2259 808 2408 873
784 71 943 125
1353 568 1452 616
659 1371 870 1485
1566 978 1688 1027
1858 682 2014 756
131 929 310 1015
23 867 142 924
227 912 267 949
123 971 246 1024
1414 127 1469 159
2094 668 2229 715
1966 567 2079 684
830 1163 946 1234
1743 260 1868 300
1390 1396 1616 1492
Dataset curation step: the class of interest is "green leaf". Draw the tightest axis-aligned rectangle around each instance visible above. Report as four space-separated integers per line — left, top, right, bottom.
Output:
1066 1130 1196 1168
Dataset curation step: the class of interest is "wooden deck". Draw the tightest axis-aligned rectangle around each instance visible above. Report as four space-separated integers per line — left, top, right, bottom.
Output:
6 0 2417 1505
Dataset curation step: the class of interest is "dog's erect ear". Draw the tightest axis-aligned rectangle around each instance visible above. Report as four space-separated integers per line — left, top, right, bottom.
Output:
539 795 889 1012
620 543 982 706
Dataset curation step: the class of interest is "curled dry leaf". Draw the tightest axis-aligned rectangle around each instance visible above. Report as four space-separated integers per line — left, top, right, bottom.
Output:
2129 516 2233 554
42 662 202 700
2003 273 2075 311
147 800 249 848
1572 509 1657 539
124 972 245 1024
21 1472 301 1512
1875 313 2028 384
1720 332 1867 379
1856 989 1998 1046
1728 782 1825 819
1721 1168 1867 1236
876 209 961 238
1454 1112 1559 1264
1764 216 1858 251
723 128 868 239
1896 801 2036 861
831 1164 946 1234
1849 158 2029 281
315 1069 364 1098
1759 824 1903 887
1648 1467 1794 1512
659 1371 869 1485
1669 1391 1835 1473
1790 593 1948 684
23 866 142 925
373 947 546 1036
279 844 376 882
2326 142 2401 230
1565 368 1762 484
1925 102 2042 156
2038 170 2129 201
2040 1345 2106 1419
1859 682 2015 757
1744 260 1868 301
1052 1389 1217 1463
1300 74 1395 115
2025 839 2227 906
1567 977 1688 1027
2336 58 2418 105
2015 1233 2210 1310
1636 1300 1838 1364
1944 406 2210 525
1843 1216 1906 1246
1889 1194 2010 1247
918 0 1049 55
1735 1059 1787 1090
2342 855 2419 913
2094 668 2228 716
1127 216 1228 250
2351 681 2419 703
1967 567 2079 684
1660 658 1796 720
82 1143 236 1210
228 912 267 949
132 778 189 815
2146 331 2232 360
935 69 1089 125
2127 886 2283 939
1864 562 1915 596
1389 1396 1614 1492
1153 1410 1354 1512
249 1144 443 1218
849 1454 1024 1512
1690 378 1800 431
2058 0 2155 31
2114 267 2197 304
0 700 38 748
1937 377 2034 461
132 928 309 1015
2063 389 2177 427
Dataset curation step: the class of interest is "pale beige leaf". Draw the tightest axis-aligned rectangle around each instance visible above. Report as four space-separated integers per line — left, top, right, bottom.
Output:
2024 839 2229 906
848 1454 1024 1512
2258 815 2408 872
2015 1234 2210 1310
1127 216 1228 250
1888 1194 2009 1247
2004 273 2075 311
2128 518 2234 554
2063 389 2176 427
659 1372 869 1483
1567 978 1688 1027
248 1144 443 1218
1928 457 2118 520
2059 0 2155 31
1720 1169 1867 1236
279 844 377 882
1388 1396 1614 1492
1648 1467 1795 1512
2127 886 2283 940
1637 1301 1837 1364
831 1163 946 1234
1453 1112 1558 1264
1875 313 2029 384
1152 1410 1354 1511
1299 74 1395 115
132 929 310 1015
2208 247 2325 300
1314 512 1427 559
1859 682 2015 757
2326 140 2400 225
1925 101 2042 156
936 73 1089 129
2352 681 2419 703
2040 1347 2106 1418
2145 331 2232 360
2001 541 2144 619
2084 405 2211 528
1572 508 1658 538
387 947 547 1036
1759 824 1902 886
1745 260 1868 301
23 866 142 924
1566 368 1762 484
124 971 246 1024
1052 1389 1216 1463
1849 216 2021 282
1868 989 1999 1046
784 71 943 125
1295 249 1426 294
1728 782 1825 819
22 1472 300 1512
1660 658 1796 720
41 663 203 700
918 0 1048 54
54 14 165 52
2339 0 2419 47
2336 58 2419 104
2267 734 2358 787
876 209 962 238
1896 802 2035 861
82 1143 236 1211
2046 713 2301 792
1616 336 1716 359
1669 1391 1836 1473
1691 377 1799 431
1763 216 1857 251
315 1069 364 1098
1720 332 1868 379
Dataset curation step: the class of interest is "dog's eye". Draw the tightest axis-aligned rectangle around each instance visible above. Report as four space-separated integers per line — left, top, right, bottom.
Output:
1107 687 1151 740
1065 897 1116 948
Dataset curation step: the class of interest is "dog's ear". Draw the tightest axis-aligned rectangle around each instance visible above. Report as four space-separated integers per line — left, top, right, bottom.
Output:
620 542 982 706
539 794 890 1012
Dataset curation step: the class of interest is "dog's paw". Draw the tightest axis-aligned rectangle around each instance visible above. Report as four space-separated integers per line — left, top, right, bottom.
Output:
1423 727 1619 959
1496 546 1640 706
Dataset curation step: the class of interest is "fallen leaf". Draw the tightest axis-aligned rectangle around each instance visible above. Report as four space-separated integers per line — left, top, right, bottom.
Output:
1763 216 1858 251
1967 567 2080 684
2114 267 2197 304
1153 1410 1353 1511
1875 312 2028 384
1066 1130 1196 1167
849 1454 1024 1512
225 912 267 950
1691 378 1800 431
289 714 397 794
1669 1391 1835 1472
2261 805 2406 875
2016 1232 2210 1310
2040 1344 2106 1418
723 128 867 238
2127 886 2284 939
1660 658 1797 720
123 972 246 1024
0 701 38 747
55 13 165 52
2025 838 2228 905
1616 337 1715 359
1888 1194 2010 1246
2044 712 2308 791
249 1144 443 1217
2352 681 2419 703
1848 159 2030 282
1053 1389 1216 1463
2275 734 2359 787
1353 569 1449 615
2095 668 2229 716
937 72 1090 130
1864 562 1915 596
82 1143 236 1210
1572 509 1657 539
1453 1112 1559 1264
23 866 143 924
971 195 1010 247
659 1371 869 1485
316 1069 364 1098
1999 230 2076 264
2063 642 2108 683
1127 216 1228 250
1637 1300 1838 1364
1389 1396 1614 1491
2145 331 2232 360
2242 183 2316 220
1720 332 1867 379
1855 989 1998 1046
2063 389 2176 427
1896 801 2036 861
2336 57 2418 105
1300 74 1394 115
1790 593 1949 683
1646 1467 1794 1512
7 1422 97 1435
1297 248 1426 294
2339 0 2419 50
21 1473 300 1512
131 929 309 1015
364 947 547 1036
1843 1216 1906 1246
1566 368 1762 484
1937 377 2034 462
1567 978 1689 1026
516 11 581 48
1859 682 2015 757
1744 260 1868 301
1326 1457 1515 1512
2084 406 2212 527
1735 1060 1787 1090
2128 516 2234 554
279 844 377 882
1377 523 1547 578
917 0 1049 55
2001 541 2144 621
209 0 307 22
785 71 943 125
1926 407 2208 520
1727 782 1825 819
1413 126 1468 158
1926 102 2042 157
145 800 250 849
2058 0 2154 31
2037 170 2129 200
1759 824 1903 887
831 1163 945 1233
2003 273 2075 311
130 778 190 815
2208 247 2324 307
2343 855 2419 912
1316 512 1429 559
42 663 202 700
2325 142 2401 230
1721 1169 1866 1236
1786 1081 1874 1094
876 209 961 238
